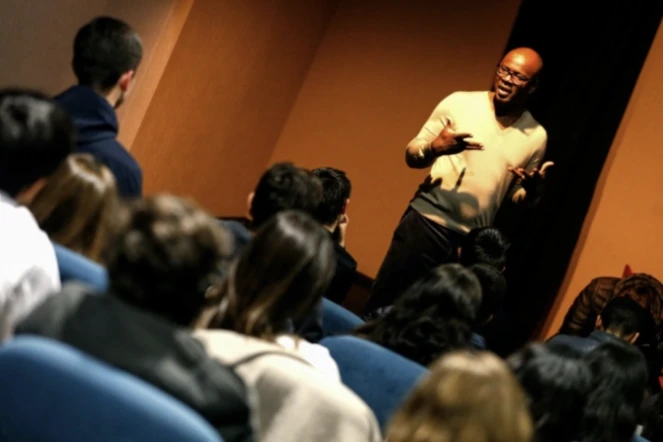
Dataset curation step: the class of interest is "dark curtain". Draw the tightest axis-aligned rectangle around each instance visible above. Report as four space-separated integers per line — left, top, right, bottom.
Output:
487 0 663 355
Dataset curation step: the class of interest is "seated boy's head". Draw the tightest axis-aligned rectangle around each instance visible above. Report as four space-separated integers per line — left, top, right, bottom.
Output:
459 227 510 271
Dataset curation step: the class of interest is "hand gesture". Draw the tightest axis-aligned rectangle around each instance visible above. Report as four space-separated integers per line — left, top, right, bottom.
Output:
508 161 555 198
430 117 483 155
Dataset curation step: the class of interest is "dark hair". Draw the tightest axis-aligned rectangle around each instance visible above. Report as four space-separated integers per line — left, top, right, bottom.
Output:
29 154 117 263
508 343 592 442
460 227 510 270
106 195 233 327
471 263 507 324
0 89 75 197
312 167 351 225
250 162 322 229
212 211 335 341
580 341 648 442
73 16 143 90
356 264 481 366
601 296 653 338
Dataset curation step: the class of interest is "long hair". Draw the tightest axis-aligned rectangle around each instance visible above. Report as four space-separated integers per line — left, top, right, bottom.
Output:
28 154 117 262
580 340 648 442
211 210 335 341
356 264 481 366
387 351 533 442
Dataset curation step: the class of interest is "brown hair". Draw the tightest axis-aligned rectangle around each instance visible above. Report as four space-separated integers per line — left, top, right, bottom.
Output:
387 351 533 442
28 154 117 262
211 210 335 341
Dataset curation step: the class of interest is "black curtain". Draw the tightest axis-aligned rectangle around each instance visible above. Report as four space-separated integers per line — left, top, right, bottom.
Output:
487 0 663 355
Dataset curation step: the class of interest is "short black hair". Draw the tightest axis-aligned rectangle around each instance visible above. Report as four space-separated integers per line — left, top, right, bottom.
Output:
0 89 75 197
250 162 322 229
471 263 507 324
600 296 653 337
460 227 510 270
107 195 234 327
73 16 143 90
312 167 351 225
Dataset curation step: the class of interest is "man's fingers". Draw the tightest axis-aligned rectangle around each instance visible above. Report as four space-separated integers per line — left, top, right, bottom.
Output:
539 161 555 176
453 132 473 140
508 167 527 180
463 139 484 149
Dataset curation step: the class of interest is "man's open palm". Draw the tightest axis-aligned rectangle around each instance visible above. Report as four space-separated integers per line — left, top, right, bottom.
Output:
508 161 555 196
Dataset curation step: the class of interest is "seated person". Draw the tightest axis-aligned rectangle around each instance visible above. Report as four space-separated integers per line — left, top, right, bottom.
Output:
28 153 117 263
458 226 510 271
312 167 357 305
0 89 75 340
354 264 481 367
206 211 340 380
17 195 254 442
469 263 507 349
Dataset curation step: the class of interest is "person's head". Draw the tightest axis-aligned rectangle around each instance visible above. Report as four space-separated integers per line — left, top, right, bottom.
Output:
387 351 533 442
28 154 118 263
72 16 143 108
613 273 663 315
248 162 323 230
459 227 510 271
356 263 482 366
312 167 351 229
508 343 592 442
596 296 654 345
0 89 75 200
212 210 335 341
106 195 233 327
580 341 649 442
471 263 507 325
493 47 543 109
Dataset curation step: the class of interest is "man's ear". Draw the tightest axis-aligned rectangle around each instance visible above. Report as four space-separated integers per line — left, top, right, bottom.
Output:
627 332 640 345
15 177 47 206
118 70 135 93
246 192 254 220
341 198 349 214
595 315 604 331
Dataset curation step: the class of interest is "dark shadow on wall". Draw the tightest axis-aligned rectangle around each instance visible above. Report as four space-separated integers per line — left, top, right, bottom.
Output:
489 0 663 355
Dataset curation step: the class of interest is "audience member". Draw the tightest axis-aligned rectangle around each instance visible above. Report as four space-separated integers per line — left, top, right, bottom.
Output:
458 226 510 270
508 343 592 442
0 89 75 340
55 16 143 198
17 195 254 442
355 264 480 366
387 351 533 442
209 210 340 379
470 263 508 349
312 167 357 305
580 340 650 442
28 154 117 262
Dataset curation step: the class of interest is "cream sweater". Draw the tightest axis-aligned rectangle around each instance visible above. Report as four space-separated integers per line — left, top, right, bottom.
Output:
409 91 547 233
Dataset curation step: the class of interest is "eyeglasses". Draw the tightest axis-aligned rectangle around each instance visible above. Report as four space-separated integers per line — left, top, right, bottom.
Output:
496 65 530 85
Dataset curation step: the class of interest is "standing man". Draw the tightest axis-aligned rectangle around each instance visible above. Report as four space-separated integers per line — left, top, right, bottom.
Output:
366 47 553 315
55 17 143 198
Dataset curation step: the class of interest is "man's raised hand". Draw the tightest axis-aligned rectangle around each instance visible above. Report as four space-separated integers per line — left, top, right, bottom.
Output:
430 116 484 155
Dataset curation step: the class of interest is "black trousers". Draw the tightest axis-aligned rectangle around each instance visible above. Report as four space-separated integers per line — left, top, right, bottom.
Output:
365 208 464 315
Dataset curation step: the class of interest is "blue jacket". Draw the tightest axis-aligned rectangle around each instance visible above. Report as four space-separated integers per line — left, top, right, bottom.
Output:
55 86 142 198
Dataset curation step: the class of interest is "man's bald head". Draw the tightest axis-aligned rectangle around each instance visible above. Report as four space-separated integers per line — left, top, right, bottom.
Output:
493 47 543 108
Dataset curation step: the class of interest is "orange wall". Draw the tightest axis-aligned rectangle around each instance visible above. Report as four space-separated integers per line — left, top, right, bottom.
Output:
131 0 338 214
269 0 522 276
541 23 663 338
0 0 188 149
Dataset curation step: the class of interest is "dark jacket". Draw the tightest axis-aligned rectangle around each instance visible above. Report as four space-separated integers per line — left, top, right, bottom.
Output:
16 284 254 442
55 86 142 198
547 330 619 354
326 240 358 305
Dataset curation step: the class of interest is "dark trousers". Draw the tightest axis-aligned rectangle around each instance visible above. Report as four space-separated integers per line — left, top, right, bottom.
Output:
365 208 464 315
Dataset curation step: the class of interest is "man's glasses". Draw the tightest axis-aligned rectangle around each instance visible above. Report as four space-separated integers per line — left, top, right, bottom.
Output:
496 65 530 85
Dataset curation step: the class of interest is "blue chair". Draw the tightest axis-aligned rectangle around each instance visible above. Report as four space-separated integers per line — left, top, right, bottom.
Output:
53 244 108 292
321 298 364 337
320 335 428 429
0 337 222 442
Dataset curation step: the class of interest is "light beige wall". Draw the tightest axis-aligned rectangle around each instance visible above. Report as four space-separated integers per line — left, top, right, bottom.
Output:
541 23 663 338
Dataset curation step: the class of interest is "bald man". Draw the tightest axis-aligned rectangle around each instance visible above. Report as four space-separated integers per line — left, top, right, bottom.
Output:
365 48 553 315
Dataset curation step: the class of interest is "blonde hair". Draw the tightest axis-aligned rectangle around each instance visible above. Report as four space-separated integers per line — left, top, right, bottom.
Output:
386 351 533 442
28 154 117 262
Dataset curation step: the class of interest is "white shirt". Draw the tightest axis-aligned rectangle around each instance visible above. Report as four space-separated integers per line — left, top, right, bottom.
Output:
276 335 341 381
409 91 547 233
0 194 60 339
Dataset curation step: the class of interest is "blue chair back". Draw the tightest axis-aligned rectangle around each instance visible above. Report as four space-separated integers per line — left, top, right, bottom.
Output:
53 244 108 292
320 335 427 429
0 337 222 442
321 298 364 337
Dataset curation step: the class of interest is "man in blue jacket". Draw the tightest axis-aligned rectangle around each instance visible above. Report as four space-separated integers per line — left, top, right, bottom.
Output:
55 16 143 198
